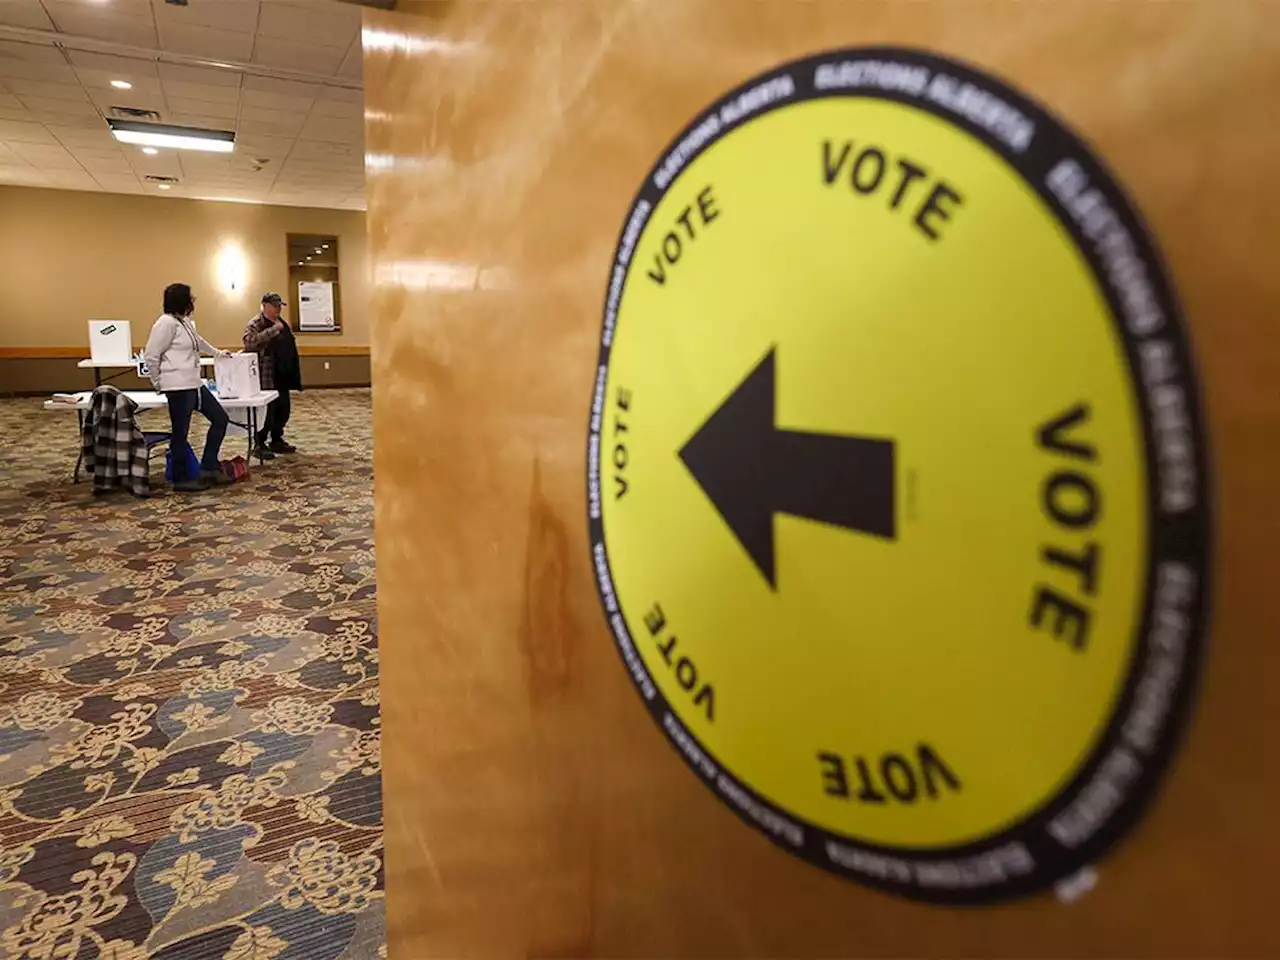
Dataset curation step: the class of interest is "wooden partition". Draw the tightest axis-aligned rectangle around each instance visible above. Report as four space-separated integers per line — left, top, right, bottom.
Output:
364 3 1280 955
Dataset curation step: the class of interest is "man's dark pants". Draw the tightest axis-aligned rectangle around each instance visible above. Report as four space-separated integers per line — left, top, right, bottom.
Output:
257 389 291 444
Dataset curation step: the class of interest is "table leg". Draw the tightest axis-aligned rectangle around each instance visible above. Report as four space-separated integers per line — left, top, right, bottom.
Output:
93 368 101 387
73 410 84 483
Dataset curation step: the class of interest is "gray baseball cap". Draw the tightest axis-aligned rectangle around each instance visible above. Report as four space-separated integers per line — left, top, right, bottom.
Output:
261 292 287 306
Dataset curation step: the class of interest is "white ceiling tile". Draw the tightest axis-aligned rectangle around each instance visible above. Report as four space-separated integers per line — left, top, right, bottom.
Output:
0 168 49 186
167 113 236 131
79 73 164 98
257 0 359 49
238 118 302 140
20 96 100 119
241 88 314 113
0 40 64 63
70 145 127 162
93 175 143 192
159 22 254 62
51 0 153 14
4 78 88 102
160 79 240 104
42 3 159 48
0 91 24 111
317 84 361 104
0 119 59 144
241 75 322 99
128 152 181 177
41 112 103 130
152 0 260 33
166 96 238 120
157 63 241 88
230 153 274 170
179 160 231 179
66 51 160 77
77 158 134 177
41 173 100 190
241 105 304 129
0 1 55 30
251 36 346 76
297 113 360 144
8 140 83 169
234 133 293 158
288 139 357 161
0 57 79 83
47 125 115 146
310 98 360 120
337 41 361 81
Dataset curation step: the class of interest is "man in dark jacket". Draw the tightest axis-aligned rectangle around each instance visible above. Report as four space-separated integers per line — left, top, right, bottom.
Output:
243 292 303 457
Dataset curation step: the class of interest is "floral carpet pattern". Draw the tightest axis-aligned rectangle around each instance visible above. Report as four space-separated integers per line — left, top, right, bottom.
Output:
0 390 383 959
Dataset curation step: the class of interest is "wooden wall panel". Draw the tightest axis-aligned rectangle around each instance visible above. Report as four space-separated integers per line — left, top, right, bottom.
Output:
364 2 1280 955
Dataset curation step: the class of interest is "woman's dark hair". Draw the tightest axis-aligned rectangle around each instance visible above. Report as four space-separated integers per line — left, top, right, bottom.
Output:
163 283 194 317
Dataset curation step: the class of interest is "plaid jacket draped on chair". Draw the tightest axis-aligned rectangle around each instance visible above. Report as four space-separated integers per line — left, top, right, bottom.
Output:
81 386 151 498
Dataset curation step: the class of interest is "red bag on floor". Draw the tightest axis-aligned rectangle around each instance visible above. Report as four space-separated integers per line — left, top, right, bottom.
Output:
220 456 249 482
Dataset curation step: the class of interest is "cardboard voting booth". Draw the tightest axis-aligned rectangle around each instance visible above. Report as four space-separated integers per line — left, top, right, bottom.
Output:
214 353 260 400
88 320 132 364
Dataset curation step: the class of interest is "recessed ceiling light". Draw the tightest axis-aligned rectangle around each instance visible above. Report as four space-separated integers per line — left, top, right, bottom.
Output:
141 147 158 155
314 248 323 253
322 243 329 249
306 255 312 260
110 79 133 90
157 184 172 190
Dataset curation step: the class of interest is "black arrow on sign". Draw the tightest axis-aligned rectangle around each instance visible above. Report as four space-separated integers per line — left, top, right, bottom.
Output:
678 348 896 588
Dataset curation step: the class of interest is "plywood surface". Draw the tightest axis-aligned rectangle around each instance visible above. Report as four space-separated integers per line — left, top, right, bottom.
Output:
364 2 1280 955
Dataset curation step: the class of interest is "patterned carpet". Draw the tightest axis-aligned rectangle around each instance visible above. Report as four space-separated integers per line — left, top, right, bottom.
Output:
0 389 384 960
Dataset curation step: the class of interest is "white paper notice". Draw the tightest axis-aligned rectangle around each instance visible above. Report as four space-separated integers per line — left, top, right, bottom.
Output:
298 281 336 331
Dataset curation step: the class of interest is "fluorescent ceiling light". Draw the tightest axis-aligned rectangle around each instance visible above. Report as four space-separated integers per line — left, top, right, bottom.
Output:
110 79 132 90
108 119 234 154
157 184 171 191
141 147 158 156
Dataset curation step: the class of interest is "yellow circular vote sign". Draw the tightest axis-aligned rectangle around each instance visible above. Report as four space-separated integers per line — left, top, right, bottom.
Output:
585 48 1209 902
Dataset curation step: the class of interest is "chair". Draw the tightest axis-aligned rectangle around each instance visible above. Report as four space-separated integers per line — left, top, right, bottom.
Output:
141 431 171 466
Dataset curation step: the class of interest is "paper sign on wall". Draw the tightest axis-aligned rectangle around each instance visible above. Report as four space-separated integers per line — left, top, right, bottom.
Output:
298 281 336 331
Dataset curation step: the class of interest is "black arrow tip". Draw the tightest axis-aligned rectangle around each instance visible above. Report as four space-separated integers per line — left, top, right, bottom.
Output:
679 348 779 587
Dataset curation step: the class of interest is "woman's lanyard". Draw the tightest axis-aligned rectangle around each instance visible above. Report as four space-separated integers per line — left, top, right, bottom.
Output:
180 317 202 409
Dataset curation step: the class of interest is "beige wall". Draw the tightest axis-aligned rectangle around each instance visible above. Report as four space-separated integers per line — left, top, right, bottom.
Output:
0 185 368 351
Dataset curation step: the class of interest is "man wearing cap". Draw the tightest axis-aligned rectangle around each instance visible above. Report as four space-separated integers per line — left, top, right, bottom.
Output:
243 292 302 457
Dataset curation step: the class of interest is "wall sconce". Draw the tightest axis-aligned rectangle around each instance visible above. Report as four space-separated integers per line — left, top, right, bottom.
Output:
214 242 248 295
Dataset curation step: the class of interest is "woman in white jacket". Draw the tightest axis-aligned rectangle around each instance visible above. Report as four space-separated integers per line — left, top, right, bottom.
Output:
143 283 234 492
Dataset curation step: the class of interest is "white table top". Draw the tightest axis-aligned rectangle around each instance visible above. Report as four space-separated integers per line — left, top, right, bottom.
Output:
44 389 277 412
77 358 214 368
